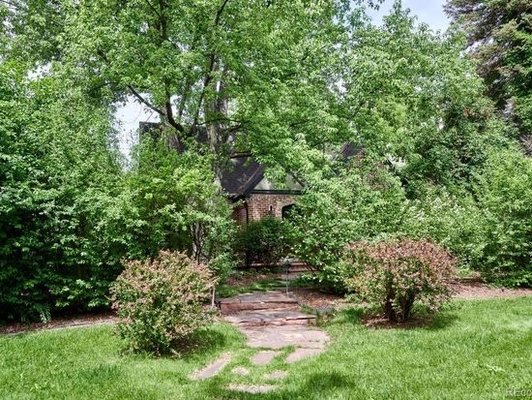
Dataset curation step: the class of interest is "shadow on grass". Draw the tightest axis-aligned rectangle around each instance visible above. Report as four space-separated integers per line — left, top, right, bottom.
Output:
186 327 231 355
123 325 234 361
208 371 353 400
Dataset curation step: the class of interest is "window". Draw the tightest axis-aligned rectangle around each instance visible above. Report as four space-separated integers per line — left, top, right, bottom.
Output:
281 204 295 219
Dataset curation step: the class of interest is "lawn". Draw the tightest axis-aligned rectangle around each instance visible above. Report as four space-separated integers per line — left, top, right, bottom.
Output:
1 297 531 400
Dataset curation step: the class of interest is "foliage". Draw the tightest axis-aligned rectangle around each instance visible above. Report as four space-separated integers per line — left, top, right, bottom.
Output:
0 61 233 322
342 3 506 196
474 149 532 287
120 138 234 264
110 250 216 355
400 190 486 269
1 0 530 325
0 62 124 322
343 238 457 322
445 0 532 142
289 159 407 290
233 216 292 267
2 0 357 177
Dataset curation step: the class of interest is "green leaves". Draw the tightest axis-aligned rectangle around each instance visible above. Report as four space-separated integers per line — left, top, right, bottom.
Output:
446 0 532 142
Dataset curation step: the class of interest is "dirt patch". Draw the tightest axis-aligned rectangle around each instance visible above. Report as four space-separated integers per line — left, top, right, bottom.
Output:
361 314 444 329
453 278 532 299
290 288 345 310
0 313 117 335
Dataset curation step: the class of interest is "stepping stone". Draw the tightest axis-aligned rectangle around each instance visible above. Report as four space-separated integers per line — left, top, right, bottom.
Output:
241 325 330 349
225 310 316 327
189 353 231 380
264 370 288 380
232 367 250 376
286 348 324 364
219 291 299 315
251 350 280 366
228 384 277 394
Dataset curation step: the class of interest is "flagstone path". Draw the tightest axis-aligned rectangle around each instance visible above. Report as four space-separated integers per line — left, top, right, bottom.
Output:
189 290 330 394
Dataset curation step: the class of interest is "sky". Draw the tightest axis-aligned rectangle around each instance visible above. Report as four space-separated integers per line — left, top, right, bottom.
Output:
369 0 449 31
115 0 450 158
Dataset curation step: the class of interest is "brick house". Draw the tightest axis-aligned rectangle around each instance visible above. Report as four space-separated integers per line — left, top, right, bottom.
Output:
139 122 302 224
139 122 358 225
219 154 302 225
220 143 359 225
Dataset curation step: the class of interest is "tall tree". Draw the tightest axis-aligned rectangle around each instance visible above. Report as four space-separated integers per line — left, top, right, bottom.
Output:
445 0 532 151
52 0 353 179
340 3 506 195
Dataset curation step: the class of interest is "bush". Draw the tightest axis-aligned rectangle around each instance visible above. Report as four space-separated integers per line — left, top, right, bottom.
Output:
400 190 486 270
0 65 125 322
234 217 292 267
343 238 457 322
474 149 532 287
110 250 216 355
288 160 407 291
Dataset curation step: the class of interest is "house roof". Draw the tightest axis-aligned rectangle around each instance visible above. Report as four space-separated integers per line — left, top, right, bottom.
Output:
219 155 266 200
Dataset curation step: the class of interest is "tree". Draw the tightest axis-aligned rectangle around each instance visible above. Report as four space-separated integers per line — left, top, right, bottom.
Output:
43 0 355 179
445 0 532 149
341 3 506 195
0 60 125 321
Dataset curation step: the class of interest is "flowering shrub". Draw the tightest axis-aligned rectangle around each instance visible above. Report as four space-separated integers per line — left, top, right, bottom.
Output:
110 250 216 355
343 239 457 322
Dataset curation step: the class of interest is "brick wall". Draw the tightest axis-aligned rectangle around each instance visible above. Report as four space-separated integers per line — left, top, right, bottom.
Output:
247 193 296 221
231 193 298 225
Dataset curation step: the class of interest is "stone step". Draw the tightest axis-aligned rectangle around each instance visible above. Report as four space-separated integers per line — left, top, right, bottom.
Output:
224 310 316 327
218 291 299 315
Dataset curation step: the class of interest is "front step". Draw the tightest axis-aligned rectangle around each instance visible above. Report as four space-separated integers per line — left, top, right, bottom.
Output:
218 291 299 315
225 310 316 327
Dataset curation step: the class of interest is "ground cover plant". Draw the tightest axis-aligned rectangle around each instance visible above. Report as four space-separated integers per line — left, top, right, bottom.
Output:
1 297 531 399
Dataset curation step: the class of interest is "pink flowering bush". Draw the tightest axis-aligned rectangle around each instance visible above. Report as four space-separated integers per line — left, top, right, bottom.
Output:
110 250 216 355
343 238 457 322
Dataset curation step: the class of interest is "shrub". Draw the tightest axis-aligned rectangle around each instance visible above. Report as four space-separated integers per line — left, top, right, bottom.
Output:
343 238 457 322
234 217 292 267
288 160 407 291
400 190 486 270
474 149 532 287
110 250 216 355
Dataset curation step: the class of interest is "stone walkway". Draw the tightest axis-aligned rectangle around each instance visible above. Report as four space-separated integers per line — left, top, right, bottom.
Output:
189 291 330 394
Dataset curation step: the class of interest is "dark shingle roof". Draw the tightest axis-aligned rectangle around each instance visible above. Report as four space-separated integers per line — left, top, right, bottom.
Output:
219 155 265 200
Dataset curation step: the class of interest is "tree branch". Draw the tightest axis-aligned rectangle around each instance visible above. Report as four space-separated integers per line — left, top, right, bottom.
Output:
193 0 231 126
127 85 165 117
143 0 160 17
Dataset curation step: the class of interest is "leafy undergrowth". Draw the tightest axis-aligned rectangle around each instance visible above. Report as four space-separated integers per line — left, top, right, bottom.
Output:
1 298 531 399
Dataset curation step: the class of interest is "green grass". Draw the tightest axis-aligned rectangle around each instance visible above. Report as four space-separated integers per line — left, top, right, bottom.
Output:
216 278 284 298
1 297 531 399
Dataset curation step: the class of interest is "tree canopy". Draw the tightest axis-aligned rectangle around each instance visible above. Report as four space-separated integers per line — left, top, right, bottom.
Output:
1 0 530 321
445 0 532 149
